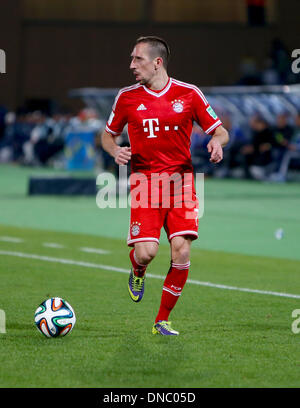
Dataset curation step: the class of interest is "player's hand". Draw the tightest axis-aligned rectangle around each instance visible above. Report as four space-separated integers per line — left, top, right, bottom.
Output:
207 139 223 163
114 146 132 165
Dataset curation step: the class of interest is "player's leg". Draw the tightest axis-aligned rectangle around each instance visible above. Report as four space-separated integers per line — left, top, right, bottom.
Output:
127 205 163 302
129 240 158 278
128 241 158 303
131 241 158 274
153 186 198 335
170 235 192 264
153 236 191 330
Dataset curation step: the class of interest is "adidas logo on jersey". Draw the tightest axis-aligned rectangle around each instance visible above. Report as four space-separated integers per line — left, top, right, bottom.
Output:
137 104 147 111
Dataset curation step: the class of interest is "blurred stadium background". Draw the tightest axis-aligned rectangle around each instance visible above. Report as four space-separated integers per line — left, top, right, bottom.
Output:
0 0 300 182
1 0 300 389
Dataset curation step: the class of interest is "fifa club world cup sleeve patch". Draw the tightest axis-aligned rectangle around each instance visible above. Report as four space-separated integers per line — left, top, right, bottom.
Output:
191 87 222 135
206 106 218 120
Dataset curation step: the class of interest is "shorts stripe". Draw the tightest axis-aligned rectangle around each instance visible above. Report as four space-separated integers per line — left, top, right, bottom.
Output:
127 237 160 245
169 230 198 240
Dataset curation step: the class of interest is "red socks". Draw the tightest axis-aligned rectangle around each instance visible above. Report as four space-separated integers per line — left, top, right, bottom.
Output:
155 261 190 323
129 248 147 277
129 249 190 322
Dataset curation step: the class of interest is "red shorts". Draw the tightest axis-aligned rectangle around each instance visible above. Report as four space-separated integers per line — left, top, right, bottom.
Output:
127 173 199 246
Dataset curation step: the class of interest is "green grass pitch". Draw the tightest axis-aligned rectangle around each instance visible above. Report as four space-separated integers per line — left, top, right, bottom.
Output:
0 164 300 388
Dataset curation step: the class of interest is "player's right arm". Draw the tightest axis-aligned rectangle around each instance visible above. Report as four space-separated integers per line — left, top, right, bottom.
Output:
101 130 131 165
101 89 131 165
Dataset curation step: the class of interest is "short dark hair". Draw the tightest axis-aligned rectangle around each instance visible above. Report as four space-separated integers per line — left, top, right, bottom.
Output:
135 36 170 68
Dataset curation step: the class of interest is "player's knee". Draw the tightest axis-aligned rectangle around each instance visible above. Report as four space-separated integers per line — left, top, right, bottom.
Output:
174 248 190 264
135 243 158 265
136 251 155 265
171 239 191 264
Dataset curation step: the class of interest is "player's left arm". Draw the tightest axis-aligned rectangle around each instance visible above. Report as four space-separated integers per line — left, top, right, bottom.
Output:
191 87 229 164
207 125 229 163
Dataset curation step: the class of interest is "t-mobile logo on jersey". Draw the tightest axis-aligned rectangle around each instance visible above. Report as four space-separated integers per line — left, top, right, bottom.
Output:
143 118 159 138
143 118 179 138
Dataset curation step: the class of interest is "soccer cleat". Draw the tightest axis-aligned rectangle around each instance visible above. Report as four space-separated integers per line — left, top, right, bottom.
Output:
152 320 179 336
128 269 145 302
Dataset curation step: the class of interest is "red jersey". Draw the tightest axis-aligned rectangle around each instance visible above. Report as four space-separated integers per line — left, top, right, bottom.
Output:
105 77 222 175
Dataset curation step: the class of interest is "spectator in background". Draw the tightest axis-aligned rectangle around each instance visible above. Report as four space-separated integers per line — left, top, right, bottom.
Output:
32 111 67 165
242 114 274 180
0 111 16 162
190 123 212 175
191 114 251 179
238 38 298 86
22 111 65 165
291 112 300 151
64 107 104 170
0 107 105 168
238 57 262 86
23 111 49 165
273 112 294 147
215 114 250 178
0 105 7 142
271 112 294 169
270 38 291 84
0 109 34 162
1 106 300 183
261 58 280 85
269 112 300 182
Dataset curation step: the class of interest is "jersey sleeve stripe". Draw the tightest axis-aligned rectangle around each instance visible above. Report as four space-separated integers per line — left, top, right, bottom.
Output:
112 83 142 110
172 78 209 106
105 124 120 136
204 120 222 134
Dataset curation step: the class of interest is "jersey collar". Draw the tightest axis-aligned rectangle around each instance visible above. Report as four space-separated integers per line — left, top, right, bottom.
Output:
142 77 172 98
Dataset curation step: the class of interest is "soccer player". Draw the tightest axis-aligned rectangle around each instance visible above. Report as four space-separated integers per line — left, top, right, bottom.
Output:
101 36 229 335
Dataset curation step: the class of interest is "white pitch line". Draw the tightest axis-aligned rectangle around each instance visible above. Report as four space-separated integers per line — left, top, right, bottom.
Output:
80 247 111 255
43 243 65 249
0 249 300 300
0 236 24 243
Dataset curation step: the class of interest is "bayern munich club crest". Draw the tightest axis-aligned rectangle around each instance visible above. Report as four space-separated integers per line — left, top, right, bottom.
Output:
131 221 141 237
172 99 184 113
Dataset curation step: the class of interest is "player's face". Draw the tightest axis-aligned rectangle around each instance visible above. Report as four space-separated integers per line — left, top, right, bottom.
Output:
130 43 157 85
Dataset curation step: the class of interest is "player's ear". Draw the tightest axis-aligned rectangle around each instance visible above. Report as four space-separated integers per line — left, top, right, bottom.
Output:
154 57 163 70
